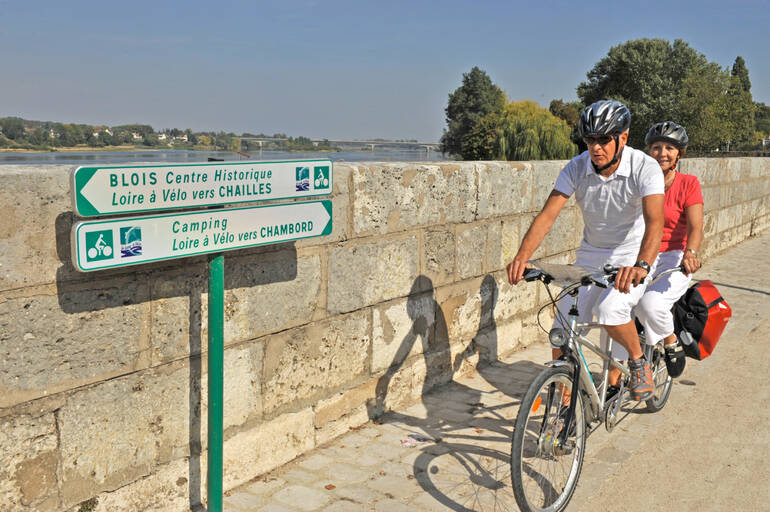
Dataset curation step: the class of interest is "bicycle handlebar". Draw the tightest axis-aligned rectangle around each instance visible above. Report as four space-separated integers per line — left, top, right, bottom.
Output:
522 263 687 288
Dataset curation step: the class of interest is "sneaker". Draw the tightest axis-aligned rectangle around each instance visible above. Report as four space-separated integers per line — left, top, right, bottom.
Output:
664 342 686 378
628 357 654 401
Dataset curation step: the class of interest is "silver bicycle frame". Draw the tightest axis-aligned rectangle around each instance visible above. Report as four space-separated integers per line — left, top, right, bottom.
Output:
549 266 684 420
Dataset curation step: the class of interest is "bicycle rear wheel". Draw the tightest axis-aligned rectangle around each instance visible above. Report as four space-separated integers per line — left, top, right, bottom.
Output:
645 344 673 412
510 366 586 512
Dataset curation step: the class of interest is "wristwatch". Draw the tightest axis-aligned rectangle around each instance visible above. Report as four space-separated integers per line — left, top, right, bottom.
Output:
685 248 697 257
633 260 651 273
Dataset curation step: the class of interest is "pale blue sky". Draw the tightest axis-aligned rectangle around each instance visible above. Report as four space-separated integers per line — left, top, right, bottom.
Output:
1 0 767 141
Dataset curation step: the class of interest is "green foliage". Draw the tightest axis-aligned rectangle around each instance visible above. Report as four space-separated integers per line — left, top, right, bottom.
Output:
677 63 733 150
78 497 98 512
463 100 577 161
579 38 756 151
728 57 755 147
548 99 582 130
731 56 751 92
755 102 770 137
1 117 25 140
441 66 506 156
578 38 708 149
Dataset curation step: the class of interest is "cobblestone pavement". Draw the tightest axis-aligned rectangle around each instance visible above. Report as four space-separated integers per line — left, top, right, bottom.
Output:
223 231 770 512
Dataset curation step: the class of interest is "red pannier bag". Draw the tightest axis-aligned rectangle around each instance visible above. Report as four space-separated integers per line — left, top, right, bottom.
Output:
672 280 732 360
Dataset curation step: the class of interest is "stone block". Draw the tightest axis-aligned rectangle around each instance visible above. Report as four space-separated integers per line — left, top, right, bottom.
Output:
150 250 320 363
540 207 577 257
703 211 718 239
717 204 742 233
372 294 437 373
261 310 370 415
328 236 419 314
0 165 74 290
313 379 376 428
57 342 260 507
701 186 720 212
484 221 503 273
422 229 455 286
435 278 485 346
221 252 321 344
0 280 150 407
0 412 60 512
223 409 315 489
495 317 524 357
495 270 538 319
476 162 532 219
456 223 486 279
530 160 567 210
90 458 193 512
501 217 522 265
314 403 370 447
351 163 476 235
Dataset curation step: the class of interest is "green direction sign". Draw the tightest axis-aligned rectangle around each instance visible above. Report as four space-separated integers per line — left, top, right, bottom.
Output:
71 159 333 217
71 200 332 272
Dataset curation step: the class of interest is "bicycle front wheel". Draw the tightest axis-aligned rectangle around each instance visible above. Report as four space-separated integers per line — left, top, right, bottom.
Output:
645 344 673 412
510 366 586 512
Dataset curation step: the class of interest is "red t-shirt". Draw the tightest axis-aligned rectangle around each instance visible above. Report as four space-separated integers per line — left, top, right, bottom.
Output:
660 172 703 252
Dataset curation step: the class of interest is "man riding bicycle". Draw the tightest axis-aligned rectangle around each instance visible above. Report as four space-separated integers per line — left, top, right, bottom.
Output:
507 100 665 401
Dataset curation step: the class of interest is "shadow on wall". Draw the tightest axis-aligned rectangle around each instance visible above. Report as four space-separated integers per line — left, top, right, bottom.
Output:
369 273 537 418
365 274 547 510
52 210 300 510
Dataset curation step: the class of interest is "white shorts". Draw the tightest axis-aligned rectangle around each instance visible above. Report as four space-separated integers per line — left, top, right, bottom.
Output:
551 245 652 347
610 250 691 359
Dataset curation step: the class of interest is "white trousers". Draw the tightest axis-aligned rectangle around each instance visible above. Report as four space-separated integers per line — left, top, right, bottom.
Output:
551 245 652 347
611 250 691 359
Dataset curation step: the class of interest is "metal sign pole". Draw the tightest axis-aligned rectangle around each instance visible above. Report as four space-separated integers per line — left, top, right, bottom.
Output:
207 252 224 512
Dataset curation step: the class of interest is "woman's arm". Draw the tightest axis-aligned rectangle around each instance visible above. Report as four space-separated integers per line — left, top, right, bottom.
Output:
683 203 703 273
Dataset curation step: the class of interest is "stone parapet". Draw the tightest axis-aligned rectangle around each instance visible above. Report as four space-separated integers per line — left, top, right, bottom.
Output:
0 157 768 510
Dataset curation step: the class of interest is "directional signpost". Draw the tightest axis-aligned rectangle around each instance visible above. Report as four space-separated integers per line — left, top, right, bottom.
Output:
71 158 333 217
69 159 332 512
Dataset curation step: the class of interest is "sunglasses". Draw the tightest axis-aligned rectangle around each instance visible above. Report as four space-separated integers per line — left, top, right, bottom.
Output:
583 135 614 146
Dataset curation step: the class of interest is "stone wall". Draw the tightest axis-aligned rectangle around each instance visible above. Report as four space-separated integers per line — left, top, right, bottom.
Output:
1 158 768 511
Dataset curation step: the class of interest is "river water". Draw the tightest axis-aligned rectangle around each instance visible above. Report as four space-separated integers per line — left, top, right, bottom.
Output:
0 148 448 166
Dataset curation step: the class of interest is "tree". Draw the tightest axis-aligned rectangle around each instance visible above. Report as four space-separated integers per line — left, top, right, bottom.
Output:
1 118 25 140
728 56 755 147
677 63 735 151
441 66 506 156
755 102 770 137
549 100 582 129
577 38 709 148
28 127 48 146
731 56 751 92
463 100 577 161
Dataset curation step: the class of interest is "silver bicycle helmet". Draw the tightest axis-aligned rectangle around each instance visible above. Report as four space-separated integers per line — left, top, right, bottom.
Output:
578 100 631 171
577 100 631 138
645 121 689 149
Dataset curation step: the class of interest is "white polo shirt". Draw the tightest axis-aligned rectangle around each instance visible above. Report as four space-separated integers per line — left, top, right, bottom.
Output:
554 146 664 258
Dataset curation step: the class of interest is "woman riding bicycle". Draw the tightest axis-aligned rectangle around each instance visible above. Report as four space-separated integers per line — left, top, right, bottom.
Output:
609 121 703 382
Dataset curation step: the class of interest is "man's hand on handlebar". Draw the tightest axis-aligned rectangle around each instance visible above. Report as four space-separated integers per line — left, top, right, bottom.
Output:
613 266 648 293
507 259 531 285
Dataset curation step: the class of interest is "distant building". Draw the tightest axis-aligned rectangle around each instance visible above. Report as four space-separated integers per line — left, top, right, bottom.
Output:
173 134 188 142
132 132 142 140
158 133 167 141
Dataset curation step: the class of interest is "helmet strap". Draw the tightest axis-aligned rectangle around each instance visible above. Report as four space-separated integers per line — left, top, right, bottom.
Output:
593 135 623 173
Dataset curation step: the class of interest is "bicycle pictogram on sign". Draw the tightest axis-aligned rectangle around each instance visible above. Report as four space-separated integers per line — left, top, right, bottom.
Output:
314 166 330 190
85 230 114 262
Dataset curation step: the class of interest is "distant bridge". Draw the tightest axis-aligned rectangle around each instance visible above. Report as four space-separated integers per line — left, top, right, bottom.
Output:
239 137 441 155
